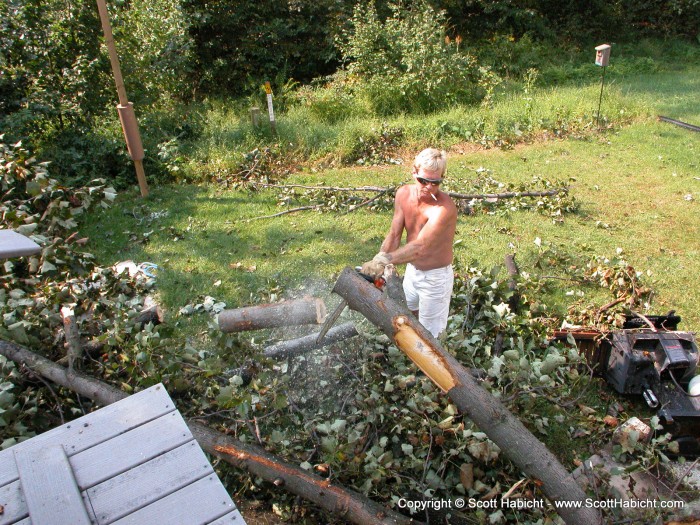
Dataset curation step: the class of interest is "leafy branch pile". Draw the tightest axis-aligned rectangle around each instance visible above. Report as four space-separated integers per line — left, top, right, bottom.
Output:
221 146 298 188
343 124 405 166
0 140 686 523
529 239 654 331
0 138 178 445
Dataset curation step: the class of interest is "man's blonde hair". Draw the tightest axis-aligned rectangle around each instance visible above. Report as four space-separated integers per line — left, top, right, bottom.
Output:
414 148 447 178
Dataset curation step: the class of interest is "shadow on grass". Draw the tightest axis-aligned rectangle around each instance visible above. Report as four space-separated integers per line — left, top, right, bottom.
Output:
81 184 381 312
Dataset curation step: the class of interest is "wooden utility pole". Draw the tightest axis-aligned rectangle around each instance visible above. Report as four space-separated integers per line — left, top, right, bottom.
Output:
95 0 149 197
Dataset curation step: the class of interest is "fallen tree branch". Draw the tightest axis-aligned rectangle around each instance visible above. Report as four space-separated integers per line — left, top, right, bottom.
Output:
345 190 391 214
248 205 322 220
191 425 416 525
595 297 627 322
0 338 419 525
332 267 603 525
249 182 569 201
628 310 657 332
446 188 567 200
658 115 700 133
224 322 359 383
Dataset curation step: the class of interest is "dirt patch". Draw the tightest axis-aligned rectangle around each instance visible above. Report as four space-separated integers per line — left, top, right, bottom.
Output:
237 500 287 525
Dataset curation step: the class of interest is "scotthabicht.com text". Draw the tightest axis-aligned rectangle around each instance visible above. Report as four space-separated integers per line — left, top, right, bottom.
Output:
396 497 685 512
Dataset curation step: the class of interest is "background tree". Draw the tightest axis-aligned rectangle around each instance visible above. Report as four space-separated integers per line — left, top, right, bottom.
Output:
182 0 347 96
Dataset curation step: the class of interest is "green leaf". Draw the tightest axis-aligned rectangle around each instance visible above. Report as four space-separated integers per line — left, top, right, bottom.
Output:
40 260 57 273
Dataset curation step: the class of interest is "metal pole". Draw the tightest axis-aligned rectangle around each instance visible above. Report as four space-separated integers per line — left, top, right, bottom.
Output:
596 65 607 130
95 0 149 197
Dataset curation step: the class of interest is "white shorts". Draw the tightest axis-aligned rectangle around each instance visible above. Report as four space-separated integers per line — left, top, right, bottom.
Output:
403 263 454 338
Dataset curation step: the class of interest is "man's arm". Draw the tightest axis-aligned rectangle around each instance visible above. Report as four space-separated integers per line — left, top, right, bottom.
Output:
380 189 406 253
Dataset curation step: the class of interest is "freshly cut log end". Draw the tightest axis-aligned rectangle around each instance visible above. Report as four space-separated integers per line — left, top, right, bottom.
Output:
218 297 327 333
392 316 457 392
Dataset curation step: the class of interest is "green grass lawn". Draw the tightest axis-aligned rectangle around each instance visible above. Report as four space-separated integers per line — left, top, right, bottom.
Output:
81 64 700 336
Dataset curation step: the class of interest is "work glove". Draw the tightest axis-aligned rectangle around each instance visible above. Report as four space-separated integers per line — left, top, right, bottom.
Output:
361 252 391 278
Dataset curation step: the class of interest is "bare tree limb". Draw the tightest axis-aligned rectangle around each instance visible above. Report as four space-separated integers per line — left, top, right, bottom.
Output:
248 205 322 220
223 322 359 383
61 306 82 371
248 182 569 201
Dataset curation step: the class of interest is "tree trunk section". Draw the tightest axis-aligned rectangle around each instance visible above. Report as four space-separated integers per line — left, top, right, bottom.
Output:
191 424 417 525
332 267 602 525
218 297 327 333
135 296 164 329
263 321 358 360
0 339 416 525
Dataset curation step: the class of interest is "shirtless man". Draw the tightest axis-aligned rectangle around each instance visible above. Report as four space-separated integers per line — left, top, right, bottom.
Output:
362 148 457 337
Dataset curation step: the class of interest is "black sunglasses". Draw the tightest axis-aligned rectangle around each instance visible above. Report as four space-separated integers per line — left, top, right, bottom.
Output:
416 177 442 186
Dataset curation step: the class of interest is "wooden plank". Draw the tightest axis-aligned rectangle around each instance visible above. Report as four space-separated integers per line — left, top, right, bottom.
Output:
0 384 174 486
87 441 214 524
110 475 237 525
207 509 247 524
70 410 192 489
13 444 91 525
0 230 41 259
0 479 28 525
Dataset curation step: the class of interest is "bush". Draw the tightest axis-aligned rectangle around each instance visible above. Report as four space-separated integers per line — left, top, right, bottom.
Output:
336 0 494 114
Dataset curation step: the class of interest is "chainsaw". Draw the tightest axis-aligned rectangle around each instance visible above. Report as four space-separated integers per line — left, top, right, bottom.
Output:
316 267 386 344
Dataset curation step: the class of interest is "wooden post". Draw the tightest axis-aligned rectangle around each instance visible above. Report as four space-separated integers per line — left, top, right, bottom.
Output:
250 107 261 128
217 297 327 333
95 0 149 197
332 267 603 525
264 82 277 134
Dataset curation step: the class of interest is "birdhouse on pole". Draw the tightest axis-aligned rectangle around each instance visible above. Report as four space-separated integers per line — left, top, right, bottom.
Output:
595 44 611 67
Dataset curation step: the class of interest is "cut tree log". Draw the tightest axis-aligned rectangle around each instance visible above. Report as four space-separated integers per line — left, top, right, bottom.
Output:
332 267 603 525
224 322 359 384
135 296 164 329
218 296 327 333
263 321 358 360
60 306 82 371
0 339 419 525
